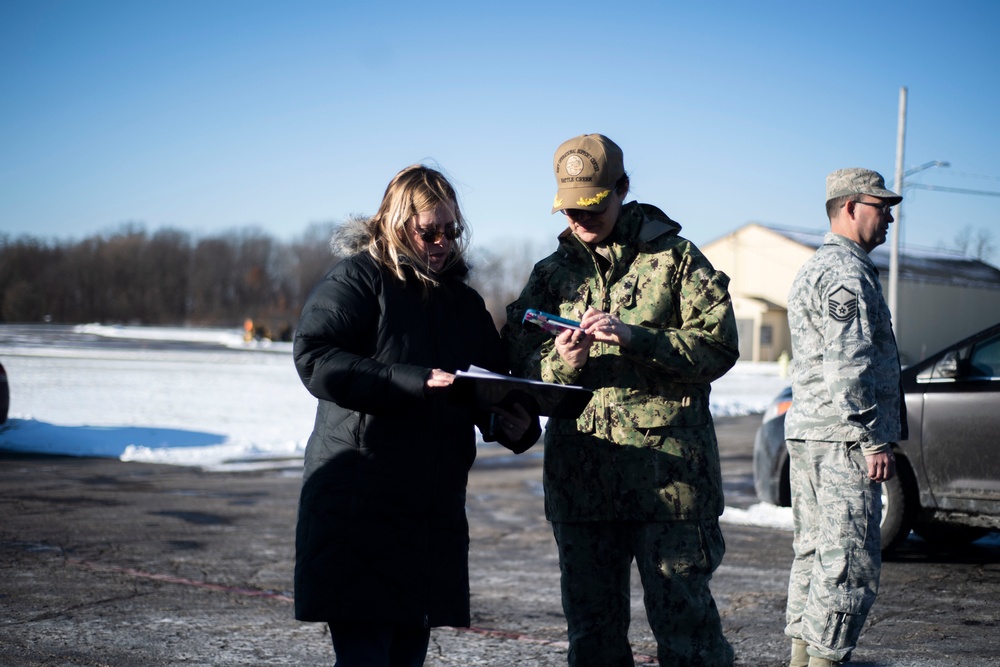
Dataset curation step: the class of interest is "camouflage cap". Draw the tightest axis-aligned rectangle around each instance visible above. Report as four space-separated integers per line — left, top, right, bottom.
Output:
825 167 902 205
551 134 625 214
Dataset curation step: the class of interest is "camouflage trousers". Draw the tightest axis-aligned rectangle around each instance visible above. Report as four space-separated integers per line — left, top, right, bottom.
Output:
551 519 733 667
784 439 882 663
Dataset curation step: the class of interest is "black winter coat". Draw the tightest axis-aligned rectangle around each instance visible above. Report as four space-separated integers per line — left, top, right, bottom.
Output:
292 252 510 627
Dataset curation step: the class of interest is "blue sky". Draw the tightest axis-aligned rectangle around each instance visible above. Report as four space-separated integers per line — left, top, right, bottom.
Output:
2 0 998 259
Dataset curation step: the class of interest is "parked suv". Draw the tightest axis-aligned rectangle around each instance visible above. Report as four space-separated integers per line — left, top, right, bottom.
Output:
753 322 1000 553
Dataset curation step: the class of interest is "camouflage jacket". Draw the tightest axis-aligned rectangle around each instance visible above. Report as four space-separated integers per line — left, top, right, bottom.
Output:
785 232 905 452
501 202 739 521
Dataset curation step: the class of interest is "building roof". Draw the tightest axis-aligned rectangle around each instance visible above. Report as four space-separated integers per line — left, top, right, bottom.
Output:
760 224 1000 289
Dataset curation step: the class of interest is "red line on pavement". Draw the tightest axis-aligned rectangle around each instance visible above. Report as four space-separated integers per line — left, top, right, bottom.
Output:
461 627 655 664
66 558 657 663
66 558 294 603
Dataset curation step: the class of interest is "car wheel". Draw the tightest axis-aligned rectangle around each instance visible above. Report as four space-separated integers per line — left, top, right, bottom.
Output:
778 455 791 507
0 361 8 425
880 457 917 555
912 521 989 547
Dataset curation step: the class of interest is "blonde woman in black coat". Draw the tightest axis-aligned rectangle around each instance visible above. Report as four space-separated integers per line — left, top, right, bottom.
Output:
293 164 539 667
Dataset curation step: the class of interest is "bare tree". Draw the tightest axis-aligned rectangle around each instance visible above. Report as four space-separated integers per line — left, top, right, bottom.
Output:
0 234 58 322
0 221 551 331
953 225 996 263
469 239 552 329
146 228 193 322
290 221 340 306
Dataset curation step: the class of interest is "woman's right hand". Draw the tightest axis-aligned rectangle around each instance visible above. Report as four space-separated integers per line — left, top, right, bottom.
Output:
554 328 592 369
425 369 455 391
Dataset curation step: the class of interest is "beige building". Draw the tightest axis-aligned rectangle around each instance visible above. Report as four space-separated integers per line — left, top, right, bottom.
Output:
703 223 1000 365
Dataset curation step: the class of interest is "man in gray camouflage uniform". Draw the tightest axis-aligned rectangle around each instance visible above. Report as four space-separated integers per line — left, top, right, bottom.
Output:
783 168 907 667
502 134 738 666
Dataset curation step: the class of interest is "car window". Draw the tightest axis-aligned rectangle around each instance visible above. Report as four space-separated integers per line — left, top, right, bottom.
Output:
968 334 1000 379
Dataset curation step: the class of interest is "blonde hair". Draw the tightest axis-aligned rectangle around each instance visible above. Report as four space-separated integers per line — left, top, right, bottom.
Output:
367 164 470 288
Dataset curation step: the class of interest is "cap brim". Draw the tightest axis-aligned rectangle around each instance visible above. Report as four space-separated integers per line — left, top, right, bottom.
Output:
826 187 903 206
873 189 903 205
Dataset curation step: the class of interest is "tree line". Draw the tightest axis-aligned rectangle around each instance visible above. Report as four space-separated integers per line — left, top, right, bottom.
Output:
3 219 993 339
0 223 543 338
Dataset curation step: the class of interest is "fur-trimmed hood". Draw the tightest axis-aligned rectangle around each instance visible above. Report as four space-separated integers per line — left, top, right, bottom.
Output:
329 214 373 257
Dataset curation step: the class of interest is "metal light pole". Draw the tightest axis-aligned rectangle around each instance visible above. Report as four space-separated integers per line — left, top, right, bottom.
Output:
889 87 907 330
888 86 949 334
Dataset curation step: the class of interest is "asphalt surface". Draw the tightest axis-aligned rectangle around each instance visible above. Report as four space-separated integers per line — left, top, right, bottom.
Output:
2 414 1000 666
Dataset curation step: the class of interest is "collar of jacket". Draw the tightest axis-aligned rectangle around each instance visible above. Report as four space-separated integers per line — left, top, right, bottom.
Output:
557 201 682 258
823 232 879 274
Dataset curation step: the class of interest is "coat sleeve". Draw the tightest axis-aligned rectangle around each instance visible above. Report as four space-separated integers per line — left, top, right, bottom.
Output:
293 260 427 414
623 245 740 384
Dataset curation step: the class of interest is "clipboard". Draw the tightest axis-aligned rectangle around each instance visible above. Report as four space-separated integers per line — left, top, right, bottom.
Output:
448 366 592 419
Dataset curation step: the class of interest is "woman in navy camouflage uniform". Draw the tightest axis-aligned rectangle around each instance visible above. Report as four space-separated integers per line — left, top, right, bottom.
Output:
503 134 738 667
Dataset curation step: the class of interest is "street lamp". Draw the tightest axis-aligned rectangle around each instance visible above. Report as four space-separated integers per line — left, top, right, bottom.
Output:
905 161 951 179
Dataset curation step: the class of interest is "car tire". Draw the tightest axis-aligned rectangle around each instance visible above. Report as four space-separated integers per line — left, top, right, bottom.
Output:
880 456 917 555
912 521 989 547
778 454 791 507
0 361 8 425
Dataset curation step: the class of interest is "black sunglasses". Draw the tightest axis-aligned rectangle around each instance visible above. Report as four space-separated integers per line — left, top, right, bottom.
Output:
852 200 893 215
413 223 462 243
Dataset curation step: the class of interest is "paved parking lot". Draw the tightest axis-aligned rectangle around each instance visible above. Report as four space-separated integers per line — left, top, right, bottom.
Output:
2 415 999 666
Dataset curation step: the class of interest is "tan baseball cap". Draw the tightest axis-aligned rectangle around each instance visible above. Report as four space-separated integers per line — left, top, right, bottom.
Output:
826 167 902 205
551 134 625 214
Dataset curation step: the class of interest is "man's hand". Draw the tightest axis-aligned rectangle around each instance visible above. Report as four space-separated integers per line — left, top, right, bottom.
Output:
865 449 896 483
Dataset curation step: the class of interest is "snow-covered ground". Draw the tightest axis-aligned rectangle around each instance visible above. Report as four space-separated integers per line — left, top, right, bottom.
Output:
0 324 794 530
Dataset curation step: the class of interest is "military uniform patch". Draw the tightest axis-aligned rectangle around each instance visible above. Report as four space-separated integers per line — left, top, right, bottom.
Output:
829 286 858 322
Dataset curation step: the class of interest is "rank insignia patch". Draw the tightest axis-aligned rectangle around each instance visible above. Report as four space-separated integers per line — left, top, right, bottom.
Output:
829 286 858 323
